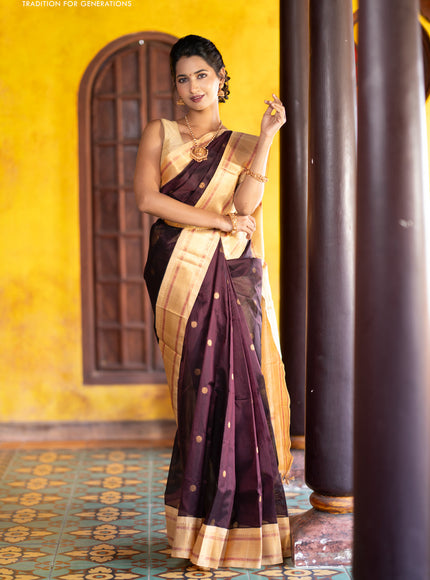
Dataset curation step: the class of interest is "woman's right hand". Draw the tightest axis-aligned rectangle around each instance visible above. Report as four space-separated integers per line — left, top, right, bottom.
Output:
221 214 256 239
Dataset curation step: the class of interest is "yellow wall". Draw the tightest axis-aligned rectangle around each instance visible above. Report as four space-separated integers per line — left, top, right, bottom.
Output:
0 0 282 422
2 1 429 425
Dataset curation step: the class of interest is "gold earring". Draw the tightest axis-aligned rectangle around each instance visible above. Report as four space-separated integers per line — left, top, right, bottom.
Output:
176 97 185 105
218 87 225 99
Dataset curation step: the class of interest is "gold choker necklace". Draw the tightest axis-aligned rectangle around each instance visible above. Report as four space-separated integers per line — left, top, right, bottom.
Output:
184 115 223 162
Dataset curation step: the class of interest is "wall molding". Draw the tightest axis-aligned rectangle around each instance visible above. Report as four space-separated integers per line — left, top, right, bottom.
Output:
0 420 176 444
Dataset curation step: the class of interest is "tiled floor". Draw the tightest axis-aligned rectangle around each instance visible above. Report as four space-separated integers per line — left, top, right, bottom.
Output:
0 444 352 579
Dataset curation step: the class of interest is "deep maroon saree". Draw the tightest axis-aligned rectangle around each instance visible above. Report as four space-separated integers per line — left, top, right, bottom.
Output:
144 128 290 569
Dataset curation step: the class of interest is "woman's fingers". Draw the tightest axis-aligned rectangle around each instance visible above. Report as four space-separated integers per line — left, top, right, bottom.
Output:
246 217 256 239
271 93 283 108
264 94 286 121
235 215 256 238
264 94 283 108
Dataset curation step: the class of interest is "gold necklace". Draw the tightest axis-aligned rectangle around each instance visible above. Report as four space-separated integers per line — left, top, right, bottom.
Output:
184 115 223 162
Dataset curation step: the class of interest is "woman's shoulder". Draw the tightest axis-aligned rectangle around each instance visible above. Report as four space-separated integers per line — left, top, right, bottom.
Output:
140 119 180 150
156 118 183 142
141 118 163 140
159 118 178 128
141 118 178 134
152 119 183 163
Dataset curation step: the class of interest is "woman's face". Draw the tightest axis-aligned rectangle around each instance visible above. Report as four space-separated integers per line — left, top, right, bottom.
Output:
175 55 223 111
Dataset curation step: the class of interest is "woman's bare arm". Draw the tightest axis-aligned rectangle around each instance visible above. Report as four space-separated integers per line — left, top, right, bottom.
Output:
133 120 230 231
233 95 286 216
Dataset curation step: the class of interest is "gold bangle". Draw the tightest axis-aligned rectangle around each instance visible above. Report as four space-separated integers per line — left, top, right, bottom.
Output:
243 167 268 183
228 212 238 235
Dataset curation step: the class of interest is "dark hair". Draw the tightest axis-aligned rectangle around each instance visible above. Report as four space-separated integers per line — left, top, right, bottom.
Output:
170 34 231 103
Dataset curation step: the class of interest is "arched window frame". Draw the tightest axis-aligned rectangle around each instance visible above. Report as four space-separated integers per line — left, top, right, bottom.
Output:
78 31 178 385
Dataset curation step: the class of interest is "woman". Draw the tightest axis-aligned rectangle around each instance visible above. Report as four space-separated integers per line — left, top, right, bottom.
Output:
134 34 292 570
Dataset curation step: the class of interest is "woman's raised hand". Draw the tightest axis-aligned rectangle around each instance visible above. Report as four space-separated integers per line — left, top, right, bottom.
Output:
261 94 286 140
232 95 285 217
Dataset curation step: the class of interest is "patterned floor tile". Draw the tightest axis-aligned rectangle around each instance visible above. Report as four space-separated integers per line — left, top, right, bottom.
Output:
0 446 352 579
250 568 351 579
0 451 15 479
151 565 250 579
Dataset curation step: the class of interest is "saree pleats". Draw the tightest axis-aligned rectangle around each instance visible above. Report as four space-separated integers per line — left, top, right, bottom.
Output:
144 121 292 569
163 242 290 568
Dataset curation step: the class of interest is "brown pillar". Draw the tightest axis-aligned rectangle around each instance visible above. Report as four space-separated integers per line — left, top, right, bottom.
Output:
290 0 356 566
354 1 430 578
279 0 309 448
305 0 356 506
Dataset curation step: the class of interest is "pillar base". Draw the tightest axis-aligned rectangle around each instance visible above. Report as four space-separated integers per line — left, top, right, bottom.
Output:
290 508 353 567
290 435 306 450
309 492 353 514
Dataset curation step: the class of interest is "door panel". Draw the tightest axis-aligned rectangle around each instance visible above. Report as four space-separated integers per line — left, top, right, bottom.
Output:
79 32 179 384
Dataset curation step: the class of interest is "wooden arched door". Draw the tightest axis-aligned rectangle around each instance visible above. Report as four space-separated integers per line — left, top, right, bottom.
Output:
79 32 180 384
